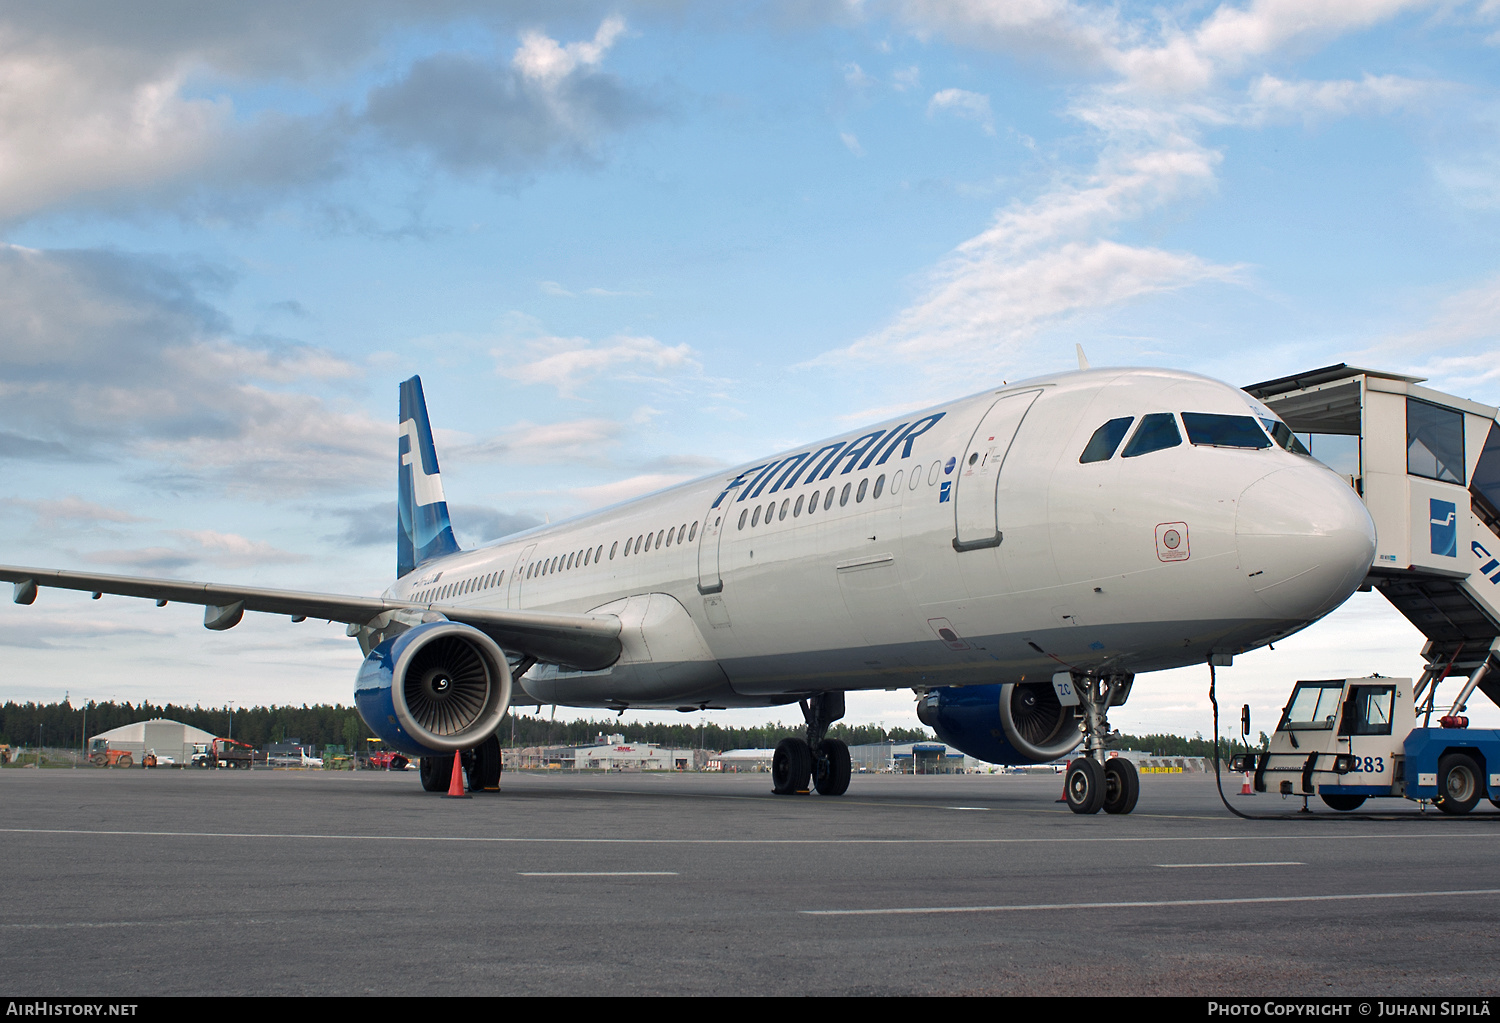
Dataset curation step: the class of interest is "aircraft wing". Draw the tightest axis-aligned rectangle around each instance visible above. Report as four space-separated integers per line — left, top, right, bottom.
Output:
0 564 622 671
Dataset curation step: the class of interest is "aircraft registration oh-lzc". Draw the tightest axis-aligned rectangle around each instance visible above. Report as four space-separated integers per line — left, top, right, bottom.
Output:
1 366 1376 814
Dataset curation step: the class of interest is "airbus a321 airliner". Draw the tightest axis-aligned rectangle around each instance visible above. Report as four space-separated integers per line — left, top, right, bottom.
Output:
1 366 1376 814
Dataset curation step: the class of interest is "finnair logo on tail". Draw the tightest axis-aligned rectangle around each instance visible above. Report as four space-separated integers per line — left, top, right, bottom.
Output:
400 418 446 508
1430 498 1457 558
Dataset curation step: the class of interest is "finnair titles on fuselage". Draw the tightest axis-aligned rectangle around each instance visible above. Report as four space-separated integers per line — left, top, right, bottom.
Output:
1 366 1376 814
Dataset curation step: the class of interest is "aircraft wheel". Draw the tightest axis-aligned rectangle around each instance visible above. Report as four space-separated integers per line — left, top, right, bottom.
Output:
1102 758 1139 815
1320 793 1366 812
771 738 812 795
1435 753 1481 816
419 755 454 792
813 739 851 796
1065 758 1105 815
468 735 502 791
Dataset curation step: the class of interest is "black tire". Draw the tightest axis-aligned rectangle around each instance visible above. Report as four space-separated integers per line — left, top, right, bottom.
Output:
390 755 408 772
1102 758 1140 815
1320 793 1367 812
771 738 812 795
468 735 502 791
813 739 852 796
1065 758 1105 815
1436 752 1482 816
419 755 454 793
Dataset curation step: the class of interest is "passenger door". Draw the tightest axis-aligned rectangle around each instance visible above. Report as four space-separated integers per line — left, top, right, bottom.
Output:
953 390 1041 551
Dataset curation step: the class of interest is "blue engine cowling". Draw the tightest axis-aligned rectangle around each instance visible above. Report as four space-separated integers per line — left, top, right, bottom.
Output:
355 621 512 757
916 682 1083 765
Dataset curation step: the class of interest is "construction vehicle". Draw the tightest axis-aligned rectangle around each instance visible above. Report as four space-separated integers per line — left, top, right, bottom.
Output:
190 736 256 769
88 738 134 767
142 750 159 768
1232 676 1500 813
0 744 11 765
368 751 410 771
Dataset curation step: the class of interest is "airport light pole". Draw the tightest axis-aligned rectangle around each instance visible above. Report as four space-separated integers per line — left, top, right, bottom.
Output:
227 702 234 742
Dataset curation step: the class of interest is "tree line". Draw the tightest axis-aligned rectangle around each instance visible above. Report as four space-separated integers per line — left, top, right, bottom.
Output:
0 699 932 752
0 699 1263 757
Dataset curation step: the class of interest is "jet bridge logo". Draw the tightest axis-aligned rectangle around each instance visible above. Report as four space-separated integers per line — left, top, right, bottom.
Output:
1430 498 1457 558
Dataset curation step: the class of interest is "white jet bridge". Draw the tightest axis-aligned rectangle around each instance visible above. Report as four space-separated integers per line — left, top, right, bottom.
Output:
1247 365 1500 723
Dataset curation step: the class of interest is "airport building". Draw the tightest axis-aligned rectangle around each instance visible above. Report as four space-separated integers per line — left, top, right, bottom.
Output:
88 719 218 766
505 734 696 771
709 749 775 772
849 741 967 774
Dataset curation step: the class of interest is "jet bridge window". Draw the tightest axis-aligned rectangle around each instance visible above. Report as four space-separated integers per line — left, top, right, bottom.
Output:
1182 413 1272 449
1079 417 1133 463
1278 681 1345 731
1338 685 1394 737
1120 413 1181 458
1407 397 1466 485
1473 422 1500 534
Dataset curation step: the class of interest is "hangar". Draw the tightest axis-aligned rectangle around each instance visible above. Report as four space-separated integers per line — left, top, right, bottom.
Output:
90 719 217 766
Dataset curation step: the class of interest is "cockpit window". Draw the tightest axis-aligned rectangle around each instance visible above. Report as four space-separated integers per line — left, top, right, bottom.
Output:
1079 417 1134 463
1260 417 1311 455
1120 413 1181 458
1182 413 1272 449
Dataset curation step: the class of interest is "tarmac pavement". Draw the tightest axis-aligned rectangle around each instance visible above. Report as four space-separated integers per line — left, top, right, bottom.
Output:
2 767 1498 996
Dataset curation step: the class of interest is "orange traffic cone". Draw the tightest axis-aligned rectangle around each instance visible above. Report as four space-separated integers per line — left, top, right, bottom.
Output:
1240 771 1254 796
444 750 470 799
1056 763 1069 803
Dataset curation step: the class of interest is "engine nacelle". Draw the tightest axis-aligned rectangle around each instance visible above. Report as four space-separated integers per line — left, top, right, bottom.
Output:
916 682 1082 765
354 621 512 757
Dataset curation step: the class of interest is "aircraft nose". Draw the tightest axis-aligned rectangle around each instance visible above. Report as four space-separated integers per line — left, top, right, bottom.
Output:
1236 466 1376 620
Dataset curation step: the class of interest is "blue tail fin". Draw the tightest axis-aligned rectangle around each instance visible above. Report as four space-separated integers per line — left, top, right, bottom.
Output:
397 376 460 578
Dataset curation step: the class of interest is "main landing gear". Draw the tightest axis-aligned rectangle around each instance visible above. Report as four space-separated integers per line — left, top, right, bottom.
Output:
419 734 502 793
772 692 851 796
1061 672 1140 816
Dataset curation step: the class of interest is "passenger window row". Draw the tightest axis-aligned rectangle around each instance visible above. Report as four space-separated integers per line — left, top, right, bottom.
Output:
610 521 699 562
1079 412 1283 463
736 468 906 531
414 569 505 604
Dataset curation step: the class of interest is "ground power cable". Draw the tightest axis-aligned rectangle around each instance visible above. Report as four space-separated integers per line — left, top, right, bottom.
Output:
1206 660 1500 823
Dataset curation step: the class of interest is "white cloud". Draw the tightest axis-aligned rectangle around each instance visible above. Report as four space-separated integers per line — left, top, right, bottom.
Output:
5 496 145 525
505 334 700 397
459 417 627 464
87 529 304 574
568 473 695 509
841 131 865 156
820 137 1237 369
0 243 387 495
927 88 994 132
513 16 625 87
1245 72 1441 123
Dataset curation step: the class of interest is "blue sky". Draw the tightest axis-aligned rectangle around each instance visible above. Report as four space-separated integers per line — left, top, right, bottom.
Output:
2 0 1500 736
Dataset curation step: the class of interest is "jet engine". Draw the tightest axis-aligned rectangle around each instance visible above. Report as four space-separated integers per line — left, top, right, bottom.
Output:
354 621 512 757
916 682 1082 764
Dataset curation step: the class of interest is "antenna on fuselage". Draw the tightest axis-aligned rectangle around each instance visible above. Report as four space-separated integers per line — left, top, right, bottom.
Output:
1076 344 1091 370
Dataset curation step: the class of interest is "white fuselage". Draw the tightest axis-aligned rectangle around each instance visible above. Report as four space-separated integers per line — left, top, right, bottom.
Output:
385 367 1377 711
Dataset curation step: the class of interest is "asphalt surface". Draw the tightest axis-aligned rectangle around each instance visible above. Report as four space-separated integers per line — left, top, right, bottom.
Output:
3 766 1499 996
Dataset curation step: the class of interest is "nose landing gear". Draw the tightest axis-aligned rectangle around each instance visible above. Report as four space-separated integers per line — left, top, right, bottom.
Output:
771 692 851 796
1062 672 1140 816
